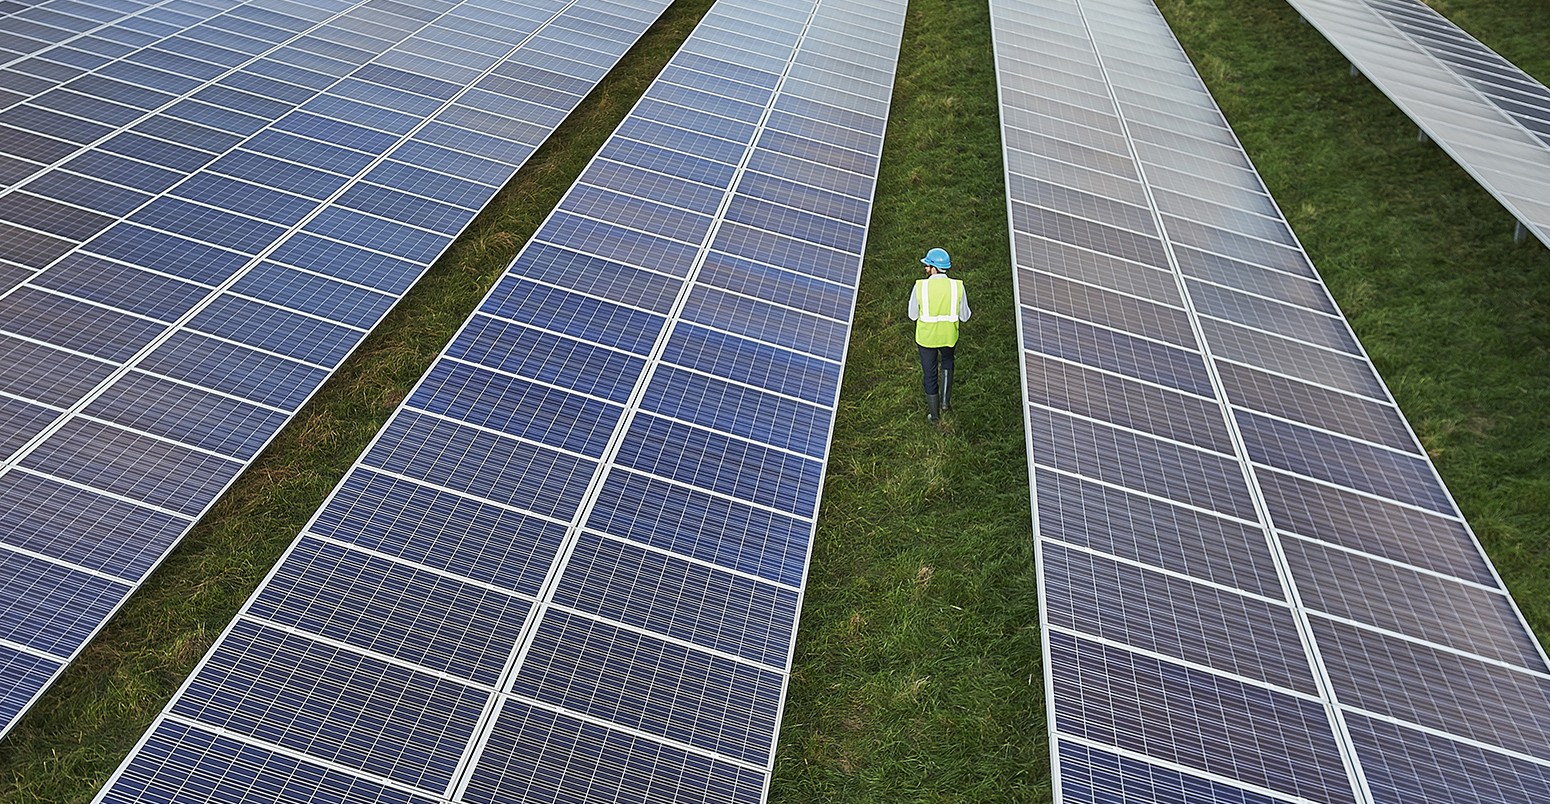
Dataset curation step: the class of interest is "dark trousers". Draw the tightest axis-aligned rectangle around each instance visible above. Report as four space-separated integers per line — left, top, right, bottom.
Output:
918 344 954 395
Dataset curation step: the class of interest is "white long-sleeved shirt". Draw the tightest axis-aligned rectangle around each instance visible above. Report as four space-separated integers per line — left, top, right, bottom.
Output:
907 273 971 321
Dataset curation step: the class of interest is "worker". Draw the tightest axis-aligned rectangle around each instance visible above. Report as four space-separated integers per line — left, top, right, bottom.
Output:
907 247 970 424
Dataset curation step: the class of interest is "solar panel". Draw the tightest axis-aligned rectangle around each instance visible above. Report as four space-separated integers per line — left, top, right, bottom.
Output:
94 0 906 800
990 0 1550 800
0 0 676 739
1286 0 1550 246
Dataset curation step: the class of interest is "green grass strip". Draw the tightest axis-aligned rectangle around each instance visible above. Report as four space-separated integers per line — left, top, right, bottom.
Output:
770 0 1048 799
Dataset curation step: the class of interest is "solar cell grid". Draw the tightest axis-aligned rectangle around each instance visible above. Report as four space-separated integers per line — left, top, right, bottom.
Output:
1283 535 1543 669
1049 631 1357 804
1057 740 1285 804
1034 467 1283 597
0 0 677 740
1024 351 1234 453
1042 542 1317 693
1348 712 1550 804
996 0 1550 798
96 0 908 799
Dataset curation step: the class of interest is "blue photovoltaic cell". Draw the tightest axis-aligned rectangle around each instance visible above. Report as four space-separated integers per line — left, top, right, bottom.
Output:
1234 409 1450 514
103 721 443 804
698 249 852 319
81 370 288 460
1198 317 1387 401
1043 543 1317 693
1215 360 1415 452
81 223 249 285
537 208 705 272
170 619 487 791
409 359 623 458
1021 306 1215 397
1058 740 1283 804
1028 406 1258 521
0 286 167 362
0 551 126 657
1026 352 1234 453
1050 631 1354 804
681 282 850 359
444 315 646 404
516 242 682 315
1034 468 1283 597
462 699 766 804
642 364 831 457
714 220 859 285
480 272 667 355
996 0 1550 799
0 0 677 742
229 262 395 330
1282 535 1542 669
1347 712 1550 804
589 468 813 589
511 609 784 764
266 233 424 293
20 417 242 517
311 468 565 597
361 410 596 519
29 253 210 322
615 413 823 518
0 471 187 581
0 647 61 736
1312 616 1550 762
249 536 531 687
554 531 800 669
187 292 359 368
0 394 55 458
135 330 326 411
662 322 842 406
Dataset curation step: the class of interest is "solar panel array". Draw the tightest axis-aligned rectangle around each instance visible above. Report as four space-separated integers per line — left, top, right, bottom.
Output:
95 0 906 800
0 0 678 739
1285 0 1550 246
990 0 1550 801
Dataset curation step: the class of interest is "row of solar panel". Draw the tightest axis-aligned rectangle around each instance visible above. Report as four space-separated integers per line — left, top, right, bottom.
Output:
0 0 677 741
96 0 906 801
996 0 1550 800
997 0 1372 774
1363 0 1550 146
1003 0 1494 583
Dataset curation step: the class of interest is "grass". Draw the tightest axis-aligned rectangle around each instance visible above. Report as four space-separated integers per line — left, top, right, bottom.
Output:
4 0 1550 801
769 0 1046 800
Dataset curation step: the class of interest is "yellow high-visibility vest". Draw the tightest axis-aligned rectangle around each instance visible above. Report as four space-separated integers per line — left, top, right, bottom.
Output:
914 276 963 347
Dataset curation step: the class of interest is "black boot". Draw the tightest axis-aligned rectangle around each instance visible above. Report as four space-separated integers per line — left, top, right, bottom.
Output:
941 368 953 411
926 394 940 424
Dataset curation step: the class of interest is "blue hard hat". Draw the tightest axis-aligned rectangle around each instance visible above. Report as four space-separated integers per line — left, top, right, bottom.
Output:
921 247 951 270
